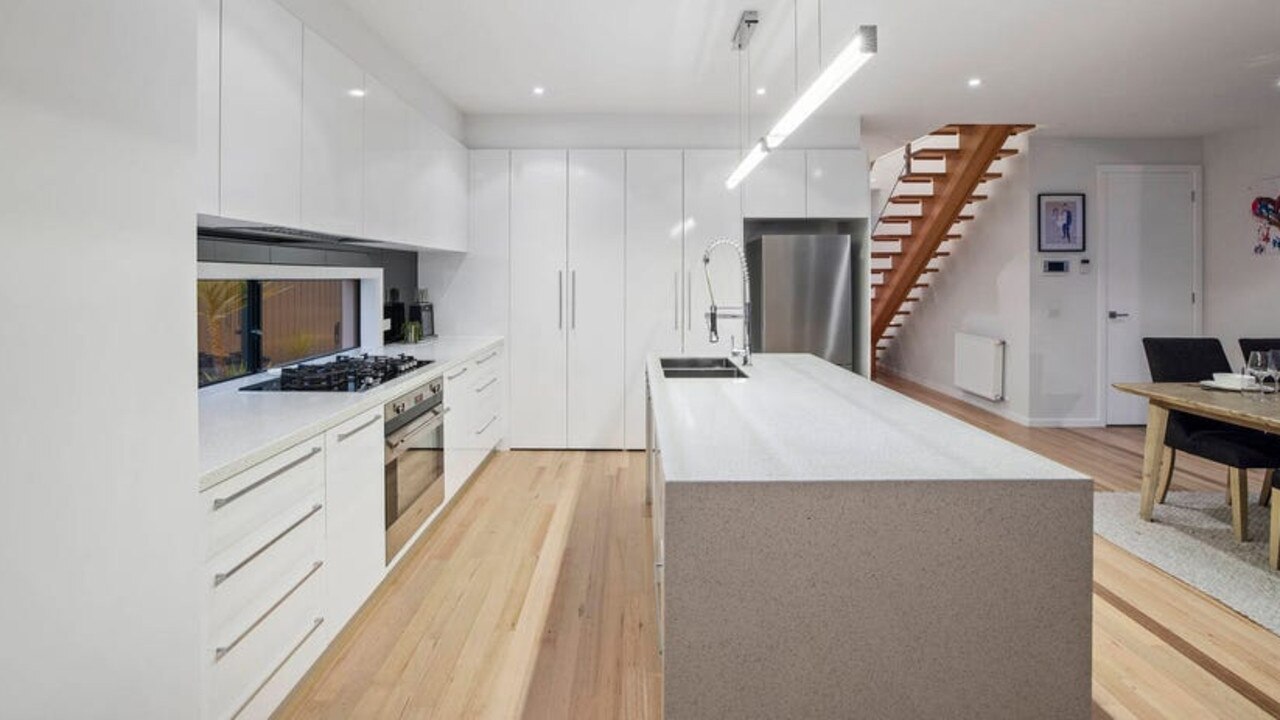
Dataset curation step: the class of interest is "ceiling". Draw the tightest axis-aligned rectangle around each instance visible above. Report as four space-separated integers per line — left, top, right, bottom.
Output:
341 0 1280 153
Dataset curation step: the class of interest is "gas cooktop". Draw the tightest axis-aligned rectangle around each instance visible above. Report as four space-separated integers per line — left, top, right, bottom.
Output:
240 353 434 392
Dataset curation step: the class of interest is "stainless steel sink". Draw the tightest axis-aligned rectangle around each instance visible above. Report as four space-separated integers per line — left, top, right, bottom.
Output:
660 357 748 379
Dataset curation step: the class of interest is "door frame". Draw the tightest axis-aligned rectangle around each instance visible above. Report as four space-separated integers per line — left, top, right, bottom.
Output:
1096 164 1203 425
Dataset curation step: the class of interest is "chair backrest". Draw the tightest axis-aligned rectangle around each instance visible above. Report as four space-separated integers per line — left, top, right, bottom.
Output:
1142 337 1232 382
1239 338 1280 361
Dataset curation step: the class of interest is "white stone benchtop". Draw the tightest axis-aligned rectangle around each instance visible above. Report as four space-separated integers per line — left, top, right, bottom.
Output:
647 353 1089 484
199 335 502 490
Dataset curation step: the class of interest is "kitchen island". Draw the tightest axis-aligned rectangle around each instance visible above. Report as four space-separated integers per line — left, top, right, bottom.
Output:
646 354 1092 720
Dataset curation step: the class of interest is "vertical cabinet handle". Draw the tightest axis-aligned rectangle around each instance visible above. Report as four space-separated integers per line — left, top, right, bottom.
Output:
686 272 693 329
673 271 679 331
571 270 577 329
558 270 563 329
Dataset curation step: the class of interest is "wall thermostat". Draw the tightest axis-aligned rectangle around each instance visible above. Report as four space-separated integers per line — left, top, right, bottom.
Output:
1042 259 1070 274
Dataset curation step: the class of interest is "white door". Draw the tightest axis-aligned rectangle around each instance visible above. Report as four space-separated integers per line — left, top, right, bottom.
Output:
1103 166 1201 425
684 150 746 356
807 149 870 218
363 77 410 243
324 410 384 629
567 150 626 449
743 149 806 218
510 150 569 448
624 150 684 448
220 0 302 227
301 28 364 237
196 0 220 216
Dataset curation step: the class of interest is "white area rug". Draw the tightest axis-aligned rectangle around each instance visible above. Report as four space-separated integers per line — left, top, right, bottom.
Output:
1094 491 1280 636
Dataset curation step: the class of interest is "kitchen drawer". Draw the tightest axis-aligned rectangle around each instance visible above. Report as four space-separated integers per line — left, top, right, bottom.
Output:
473 408 502 451
206 440 325 560
207 497 325 645
207 561 327 720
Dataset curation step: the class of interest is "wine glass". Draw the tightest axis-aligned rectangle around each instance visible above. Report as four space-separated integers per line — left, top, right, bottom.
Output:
1268 350 1280 397
1245 351 1268 400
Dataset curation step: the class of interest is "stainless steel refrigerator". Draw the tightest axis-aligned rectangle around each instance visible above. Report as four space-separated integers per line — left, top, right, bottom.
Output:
746 234 856 370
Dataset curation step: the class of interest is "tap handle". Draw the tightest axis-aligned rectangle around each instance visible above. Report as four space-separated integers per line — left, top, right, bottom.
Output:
708 304 719 343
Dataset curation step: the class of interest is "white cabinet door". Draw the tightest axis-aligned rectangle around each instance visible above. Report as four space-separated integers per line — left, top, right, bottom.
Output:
443 361 475 497
323 410 384 629
742 148 806 218
363 76 410 243
509 150 568 448
220 0 302 227
683 150 745 356
197 0 220 216
408 121 468 252
624 150 684 449
301 29 364 237
806 149 870 218
567 150 625 449
403 108 434 247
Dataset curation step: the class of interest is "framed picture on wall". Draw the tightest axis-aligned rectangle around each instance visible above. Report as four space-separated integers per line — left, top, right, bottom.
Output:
1038 193 1086 252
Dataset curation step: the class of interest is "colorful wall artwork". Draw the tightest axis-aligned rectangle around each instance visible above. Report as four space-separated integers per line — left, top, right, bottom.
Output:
1251 177 1280 255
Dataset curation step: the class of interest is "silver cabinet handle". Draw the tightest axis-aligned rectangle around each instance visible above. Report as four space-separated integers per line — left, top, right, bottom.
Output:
673 271 679 330
686 272 692 328
215 564 324 662
558 270 563 329
475 414 499 436
571 270 577 329
475 378 497 393
214 503 323 587
477 350 499 365
212 446 320 510
446 366 468 381
336 414 380 443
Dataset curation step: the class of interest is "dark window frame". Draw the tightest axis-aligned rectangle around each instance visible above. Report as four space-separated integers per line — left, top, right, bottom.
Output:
198 278 361 388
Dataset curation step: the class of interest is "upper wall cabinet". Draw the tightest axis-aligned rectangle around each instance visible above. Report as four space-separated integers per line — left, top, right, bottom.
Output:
363 76 411 244
197 0 221 216
220 0 303 228
301 29 365 237
743 149 807 218
806 149 870 218
407 115 468 252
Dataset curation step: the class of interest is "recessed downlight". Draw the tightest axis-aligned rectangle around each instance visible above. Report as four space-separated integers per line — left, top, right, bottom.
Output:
755 87 767 96
532 86 546 96
347 88 366 98
967 77 982 88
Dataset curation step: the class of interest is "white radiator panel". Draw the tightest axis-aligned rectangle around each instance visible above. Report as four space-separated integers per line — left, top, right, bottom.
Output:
954 332 1005 401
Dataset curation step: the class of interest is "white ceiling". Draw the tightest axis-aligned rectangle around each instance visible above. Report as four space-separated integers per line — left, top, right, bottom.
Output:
341 0 1280 152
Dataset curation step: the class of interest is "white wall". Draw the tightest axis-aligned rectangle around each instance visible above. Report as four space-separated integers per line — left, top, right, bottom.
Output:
1203 123 1280 370
465 113 861 150
0 1 201 716
1027 136 1203 425
276 0 464 141
880 138 1033 422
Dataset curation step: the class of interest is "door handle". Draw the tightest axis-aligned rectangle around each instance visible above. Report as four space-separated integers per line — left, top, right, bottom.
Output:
558 270 563 329
686 272 693 329
571 270 577 330
1108 311 1130 319
673 272 679 331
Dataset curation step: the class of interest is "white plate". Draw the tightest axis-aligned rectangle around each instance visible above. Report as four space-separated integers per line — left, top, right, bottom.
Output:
1199 380 1274 393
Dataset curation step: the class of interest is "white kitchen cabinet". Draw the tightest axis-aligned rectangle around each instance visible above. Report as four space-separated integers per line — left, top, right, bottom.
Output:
444 344 504 495
624 150 684 449
197 0 221 216
683 150 745 356
567 150 626 449
509 150 569 448
363 76 411 243
742 148 806 218
418 123 469 252
220 0 302 227
301 29 364 237
323 410 383 630
806 149 870 218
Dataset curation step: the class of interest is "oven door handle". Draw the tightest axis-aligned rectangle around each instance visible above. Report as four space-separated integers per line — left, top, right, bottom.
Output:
385 406 449 458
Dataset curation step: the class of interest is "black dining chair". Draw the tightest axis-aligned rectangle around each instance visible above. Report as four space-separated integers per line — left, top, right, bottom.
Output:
1142 338 1280 545
1239 338 1280 366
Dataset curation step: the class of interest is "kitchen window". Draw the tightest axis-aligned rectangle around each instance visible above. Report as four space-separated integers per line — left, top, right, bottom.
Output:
198 278 360 386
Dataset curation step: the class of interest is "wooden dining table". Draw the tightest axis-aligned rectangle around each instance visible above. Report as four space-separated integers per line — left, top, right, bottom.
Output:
1113 382 1280 541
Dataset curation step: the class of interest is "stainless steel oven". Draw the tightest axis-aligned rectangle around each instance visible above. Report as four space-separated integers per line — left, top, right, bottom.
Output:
384 377 447 563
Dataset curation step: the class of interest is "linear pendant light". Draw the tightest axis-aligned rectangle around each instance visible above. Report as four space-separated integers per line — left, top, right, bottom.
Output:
726 25 877 189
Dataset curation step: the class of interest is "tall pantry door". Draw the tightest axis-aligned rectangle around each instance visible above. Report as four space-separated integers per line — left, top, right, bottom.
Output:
509 150 569 448
567 150 626 448
684 150 745 356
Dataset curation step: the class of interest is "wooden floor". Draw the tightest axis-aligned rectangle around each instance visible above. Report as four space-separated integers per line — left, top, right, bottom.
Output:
277 376 1280 720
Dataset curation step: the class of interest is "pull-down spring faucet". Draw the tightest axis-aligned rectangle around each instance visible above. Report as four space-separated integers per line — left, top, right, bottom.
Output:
702 239 751 366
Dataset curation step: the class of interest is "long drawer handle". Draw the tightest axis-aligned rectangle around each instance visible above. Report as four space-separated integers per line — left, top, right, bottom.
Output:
446 366 468 381
214 504 323 587
214 561 324 662
475 378 498 394
475 415 499 436
336 414 381 442
476 350 499 365
212 447 321 511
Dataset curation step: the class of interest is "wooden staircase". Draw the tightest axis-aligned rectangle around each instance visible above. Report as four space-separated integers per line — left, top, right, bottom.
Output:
870 124 1034 373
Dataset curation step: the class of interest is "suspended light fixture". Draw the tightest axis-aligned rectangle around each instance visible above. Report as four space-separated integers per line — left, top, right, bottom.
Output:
726 23 878 190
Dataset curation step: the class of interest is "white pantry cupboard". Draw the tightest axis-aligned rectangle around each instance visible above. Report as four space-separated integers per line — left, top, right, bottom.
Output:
301 29 365 237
